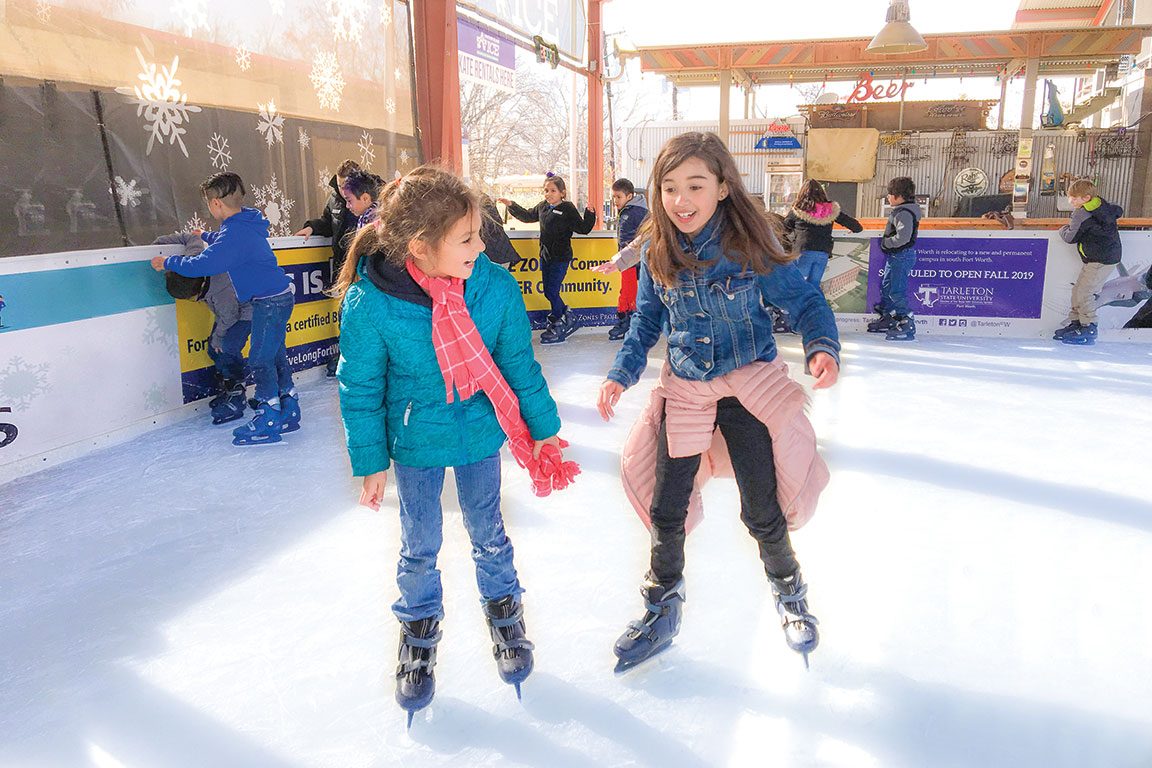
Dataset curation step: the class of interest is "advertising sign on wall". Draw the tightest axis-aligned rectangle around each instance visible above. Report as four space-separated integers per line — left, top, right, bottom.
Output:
507 235 621 327
175 245 340 403
867 237 1049 320
458 18 516 94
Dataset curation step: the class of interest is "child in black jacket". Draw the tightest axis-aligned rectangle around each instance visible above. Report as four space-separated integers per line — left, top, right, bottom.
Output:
1055 178 1123 346
499 174 596 344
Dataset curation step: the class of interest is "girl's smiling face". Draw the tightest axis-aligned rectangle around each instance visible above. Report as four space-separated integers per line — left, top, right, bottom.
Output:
543 181 564 206
412 207 485 280
659 156 728 237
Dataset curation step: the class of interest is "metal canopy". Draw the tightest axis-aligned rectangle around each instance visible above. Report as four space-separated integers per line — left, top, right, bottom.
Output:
636 25 1151 85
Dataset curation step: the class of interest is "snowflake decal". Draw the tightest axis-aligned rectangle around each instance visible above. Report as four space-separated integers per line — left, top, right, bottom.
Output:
235 45 251 72
185 212 207 231
207 132 231 170
143 382 169 412
318 166 331 189
358 131 376 168
113 176 143 208
118 48 201 157
172 0 209 37
394 67 403 81
142 307 178 355
254 174 296 237
0 357 52 412
399 148 410 166
256 100 285 146
309 51 346 111
297 128 311 149
36 0 51 23
268 0 285 14
327 0 367 43
385 97 396 115
381 1 392 26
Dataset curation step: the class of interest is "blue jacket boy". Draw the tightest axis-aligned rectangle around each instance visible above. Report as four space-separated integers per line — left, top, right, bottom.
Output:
162 208 290 301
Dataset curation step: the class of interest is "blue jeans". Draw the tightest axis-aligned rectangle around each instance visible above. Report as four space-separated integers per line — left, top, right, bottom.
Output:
880 247 917 315
392 452 522 622
795 249 830 287
208 319 251 382
541 258 570 320
248 290 295 405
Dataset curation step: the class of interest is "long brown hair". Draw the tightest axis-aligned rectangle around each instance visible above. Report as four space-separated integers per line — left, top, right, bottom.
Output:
793 179 829 212
645 132 790 288
330 165 477 299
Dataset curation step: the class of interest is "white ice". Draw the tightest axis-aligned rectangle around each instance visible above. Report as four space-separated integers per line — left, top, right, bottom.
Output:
2 334 1151 768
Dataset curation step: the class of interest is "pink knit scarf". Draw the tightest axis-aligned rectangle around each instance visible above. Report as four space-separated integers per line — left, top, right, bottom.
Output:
406 260 579 496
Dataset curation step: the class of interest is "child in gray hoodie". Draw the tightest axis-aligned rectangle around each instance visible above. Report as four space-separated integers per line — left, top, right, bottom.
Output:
155 231 252 424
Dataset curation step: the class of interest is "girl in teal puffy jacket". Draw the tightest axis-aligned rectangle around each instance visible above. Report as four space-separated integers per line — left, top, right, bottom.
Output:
332 166 568 722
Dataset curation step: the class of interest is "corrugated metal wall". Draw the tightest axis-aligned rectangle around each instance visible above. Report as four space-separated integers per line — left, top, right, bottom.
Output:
857 129 1137 218
621 120 796 194
621 122 1137 217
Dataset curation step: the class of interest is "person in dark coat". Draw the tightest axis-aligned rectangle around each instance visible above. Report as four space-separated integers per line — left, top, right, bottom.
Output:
479 194 521 267
295 158 361 273
499 174 596 344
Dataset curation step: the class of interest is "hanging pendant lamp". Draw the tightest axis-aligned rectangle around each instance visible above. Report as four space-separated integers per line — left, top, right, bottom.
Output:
866 0 928 55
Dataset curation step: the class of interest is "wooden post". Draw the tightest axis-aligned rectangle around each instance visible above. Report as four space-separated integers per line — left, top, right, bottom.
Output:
587 0 605 226
719 69 731 146
412 0 462 173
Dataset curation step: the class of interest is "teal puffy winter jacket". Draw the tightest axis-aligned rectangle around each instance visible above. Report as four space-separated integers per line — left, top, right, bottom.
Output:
338 254 561 474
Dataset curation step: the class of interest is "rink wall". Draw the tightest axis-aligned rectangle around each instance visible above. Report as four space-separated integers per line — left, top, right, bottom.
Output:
0 239 339 485
2 227 1150 484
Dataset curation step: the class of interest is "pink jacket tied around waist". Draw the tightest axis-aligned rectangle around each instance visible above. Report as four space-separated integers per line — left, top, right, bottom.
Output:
621 359 828 533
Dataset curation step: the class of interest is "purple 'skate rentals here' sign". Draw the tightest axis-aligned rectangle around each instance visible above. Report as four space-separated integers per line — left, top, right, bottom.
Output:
458 18 516 94
868 237 1048 318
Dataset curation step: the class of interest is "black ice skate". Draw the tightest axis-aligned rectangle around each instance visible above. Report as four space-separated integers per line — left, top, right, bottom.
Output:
769 571 819 668
395 618 441 728
607 311 633 340
483 596 535 699
1052 319 1081 340
613 579 684 673
867 310 897 333
885 314 916 341
209 379 247 425
541 312 578 344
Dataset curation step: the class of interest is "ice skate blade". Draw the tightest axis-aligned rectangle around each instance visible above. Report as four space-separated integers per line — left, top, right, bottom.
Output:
613 640 673 674
231 433 283 446
514 682 522 701
406 710 414 730
802 652 810 670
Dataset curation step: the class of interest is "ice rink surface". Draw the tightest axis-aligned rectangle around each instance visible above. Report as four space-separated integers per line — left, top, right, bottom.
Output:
2 332 1151 768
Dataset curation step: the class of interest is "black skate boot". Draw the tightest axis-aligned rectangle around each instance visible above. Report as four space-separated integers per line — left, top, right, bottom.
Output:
769 571 819 668
541 312 578 344
395 618 441 728
209 379 247 425
885 313 916 341
483 596 535 699
867 310 897 333
1052 319 1081 340
770 307 793 334
613 579 684 673
607 311 633 340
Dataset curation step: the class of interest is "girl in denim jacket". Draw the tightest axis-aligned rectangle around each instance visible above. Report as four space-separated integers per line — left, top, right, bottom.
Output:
597 132 841 671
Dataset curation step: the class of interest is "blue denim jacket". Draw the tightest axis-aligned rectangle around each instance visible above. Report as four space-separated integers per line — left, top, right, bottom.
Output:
608 212 841 388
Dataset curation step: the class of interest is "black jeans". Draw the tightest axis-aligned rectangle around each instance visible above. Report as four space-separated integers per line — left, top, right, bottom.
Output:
649 397 798 587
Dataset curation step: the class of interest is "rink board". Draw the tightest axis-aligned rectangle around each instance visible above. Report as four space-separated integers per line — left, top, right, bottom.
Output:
2 230 1150 483
0 239 337 482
